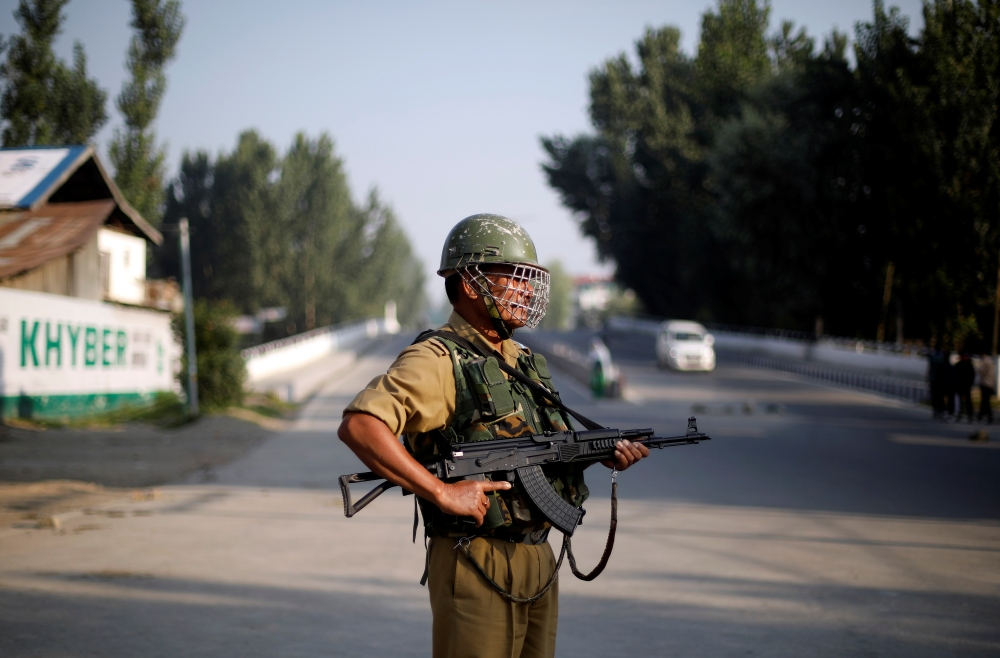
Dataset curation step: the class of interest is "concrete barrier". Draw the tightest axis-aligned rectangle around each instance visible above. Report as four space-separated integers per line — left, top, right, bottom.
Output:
242 308 400 402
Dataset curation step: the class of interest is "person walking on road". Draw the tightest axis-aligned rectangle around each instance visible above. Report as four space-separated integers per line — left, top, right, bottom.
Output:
977 355 995 423
337 214 648 658
944 353 957 418
954 353 975 423
928 345 947 419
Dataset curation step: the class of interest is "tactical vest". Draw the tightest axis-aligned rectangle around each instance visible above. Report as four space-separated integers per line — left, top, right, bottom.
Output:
406 335 590 538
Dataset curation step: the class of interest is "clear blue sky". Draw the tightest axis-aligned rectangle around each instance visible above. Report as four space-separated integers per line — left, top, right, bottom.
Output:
1 0 924 303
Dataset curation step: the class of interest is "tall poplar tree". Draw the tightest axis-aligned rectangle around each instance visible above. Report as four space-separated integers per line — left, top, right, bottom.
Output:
109 0 184 226
0 0 107 146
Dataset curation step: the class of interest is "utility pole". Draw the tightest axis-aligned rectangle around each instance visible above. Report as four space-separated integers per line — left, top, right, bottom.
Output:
991 250 1000 394
993 250 1000 357
180 218 199 417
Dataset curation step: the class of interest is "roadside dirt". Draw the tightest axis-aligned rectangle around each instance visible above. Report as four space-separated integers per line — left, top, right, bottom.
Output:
0 414 272 529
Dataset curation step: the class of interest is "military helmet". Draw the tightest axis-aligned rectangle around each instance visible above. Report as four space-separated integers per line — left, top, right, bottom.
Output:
438 214 543 276
439 214 549 335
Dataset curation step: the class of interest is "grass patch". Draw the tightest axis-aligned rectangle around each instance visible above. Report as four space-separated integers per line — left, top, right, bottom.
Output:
240 392 299 419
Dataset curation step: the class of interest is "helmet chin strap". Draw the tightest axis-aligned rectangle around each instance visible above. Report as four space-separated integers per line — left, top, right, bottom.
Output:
483 296 514 341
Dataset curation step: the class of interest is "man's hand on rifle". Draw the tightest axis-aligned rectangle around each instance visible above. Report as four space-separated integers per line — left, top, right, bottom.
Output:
601 439 649 471
434 479 512 527
338 411 512 527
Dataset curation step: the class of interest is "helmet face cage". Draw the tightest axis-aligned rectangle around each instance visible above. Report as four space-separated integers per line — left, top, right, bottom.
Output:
459 262 550 330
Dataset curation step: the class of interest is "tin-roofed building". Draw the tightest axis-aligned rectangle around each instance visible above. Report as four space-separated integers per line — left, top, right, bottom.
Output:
0 145 163 305
0 146 180 421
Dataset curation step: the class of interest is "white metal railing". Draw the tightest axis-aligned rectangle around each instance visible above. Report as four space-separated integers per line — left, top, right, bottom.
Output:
608 316 926 376
605 315 934 402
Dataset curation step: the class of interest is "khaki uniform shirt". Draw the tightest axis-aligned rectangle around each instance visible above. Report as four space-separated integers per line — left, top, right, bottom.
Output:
344 310 525 436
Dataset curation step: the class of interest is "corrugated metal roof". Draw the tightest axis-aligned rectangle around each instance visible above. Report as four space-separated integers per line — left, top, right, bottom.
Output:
0 146 161 246
0 200 116 279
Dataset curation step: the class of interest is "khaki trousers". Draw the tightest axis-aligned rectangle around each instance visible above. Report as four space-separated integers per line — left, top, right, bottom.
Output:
427 535 558 658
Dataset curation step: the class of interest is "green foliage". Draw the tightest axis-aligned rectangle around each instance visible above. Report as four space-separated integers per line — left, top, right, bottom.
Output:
542 0 1000 347
0 0 108 146
176 300 246 410
698 0 772 111
109 0 184 226
160 131 425 333
539 260 572 330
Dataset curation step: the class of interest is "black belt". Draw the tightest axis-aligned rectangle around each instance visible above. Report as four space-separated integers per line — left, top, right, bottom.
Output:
436 526 550 545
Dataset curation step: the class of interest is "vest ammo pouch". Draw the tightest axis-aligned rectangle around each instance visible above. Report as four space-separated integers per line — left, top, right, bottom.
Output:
406 334 589 540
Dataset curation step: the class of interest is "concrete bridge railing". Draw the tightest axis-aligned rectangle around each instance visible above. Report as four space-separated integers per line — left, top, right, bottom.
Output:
240 302 401 401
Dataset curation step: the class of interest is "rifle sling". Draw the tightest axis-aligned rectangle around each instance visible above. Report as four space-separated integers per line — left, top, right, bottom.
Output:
455 477 617 598
413 330 606 431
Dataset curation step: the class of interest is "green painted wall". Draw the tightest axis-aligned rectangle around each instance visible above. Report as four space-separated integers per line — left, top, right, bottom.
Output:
0 392 160 421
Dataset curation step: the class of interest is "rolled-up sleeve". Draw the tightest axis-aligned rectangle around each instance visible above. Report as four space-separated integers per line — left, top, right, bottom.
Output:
344 341 456 436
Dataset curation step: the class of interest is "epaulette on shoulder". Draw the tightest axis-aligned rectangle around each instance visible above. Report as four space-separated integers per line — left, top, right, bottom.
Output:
422 337 450 357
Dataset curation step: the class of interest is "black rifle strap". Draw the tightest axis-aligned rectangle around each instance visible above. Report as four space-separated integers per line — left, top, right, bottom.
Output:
565 474 617 581
456 471 618 597
413 330 606 431
455 535 567 604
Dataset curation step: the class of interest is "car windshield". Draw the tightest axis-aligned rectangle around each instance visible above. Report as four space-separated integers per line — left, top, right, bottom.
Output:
673 332 703 341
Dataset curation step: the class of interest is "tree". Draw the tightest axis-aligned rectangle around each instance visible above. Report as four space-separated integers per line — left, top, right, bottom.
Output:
707 39 878 334
538 260 572 330
855 0 1000 346
543 0 1000 345
109 0 184 226
543 2 775 321
48 43 108 143
697 0 772 114
160 130 426 333
0 0 107 146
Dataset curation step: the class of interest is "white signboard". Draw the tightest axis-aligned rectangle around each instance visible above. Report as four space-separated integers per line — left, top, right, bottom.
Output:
0 148 72 207
0 287 180 418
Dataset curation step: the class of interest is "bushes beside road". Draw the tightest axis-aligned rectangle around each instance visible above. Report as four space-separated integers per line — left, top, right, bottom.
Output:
176 301 247 411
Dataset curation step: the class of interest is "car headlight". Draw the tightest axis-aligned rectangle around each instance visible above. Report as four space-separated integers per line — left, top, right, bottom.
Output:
669 348 679 359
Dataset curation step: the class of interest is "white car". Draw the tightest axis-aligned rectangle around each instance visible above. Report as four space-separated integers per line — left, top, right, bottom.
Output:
656 320 716 372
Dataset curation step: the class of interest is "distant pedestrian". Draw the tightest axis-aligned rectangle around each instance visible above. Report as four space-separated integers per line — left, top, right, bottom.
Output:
954 353 975 423
977 355 995 423
928 345 947 419
943 352 957 418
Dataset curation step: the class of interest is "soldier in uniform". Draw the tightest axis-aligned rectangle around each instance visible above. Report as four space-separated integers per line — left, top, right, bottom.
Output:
338 214 647 658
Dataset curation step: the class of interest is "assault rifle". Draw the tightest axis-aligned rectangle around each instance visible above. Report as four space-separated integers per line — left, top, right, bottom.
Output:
339 417 710 536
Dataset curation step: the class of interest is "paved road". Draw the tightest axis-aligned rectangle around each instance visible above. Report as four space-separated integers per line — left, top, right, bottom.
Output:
1 332 998 657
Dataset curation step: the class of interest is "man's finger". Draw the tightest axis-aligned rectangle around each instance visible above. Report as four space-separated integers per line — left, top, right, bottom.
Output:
625 444 644 461
615 442 633 467
481 481 513 493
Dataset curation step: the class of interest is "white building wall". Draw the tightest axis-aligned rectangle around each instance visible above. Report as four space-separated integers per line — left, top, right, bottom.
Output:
0 287 180 418
97 228 146 305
